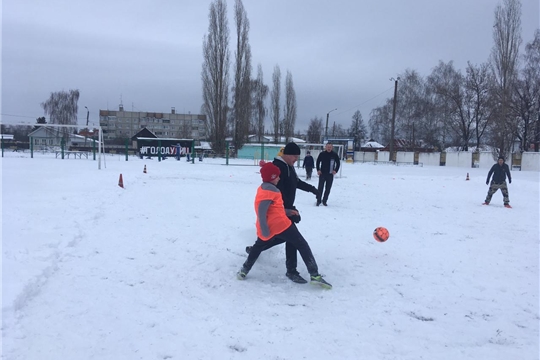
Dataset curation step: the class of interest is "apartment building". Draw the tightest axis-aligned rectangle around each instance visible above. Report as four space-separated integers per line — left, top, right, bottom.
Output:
99 105 206 141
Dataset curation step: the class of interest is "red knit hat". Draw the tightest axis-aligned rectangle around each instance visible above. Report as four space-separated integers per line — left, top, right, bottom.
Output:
260 163 280 182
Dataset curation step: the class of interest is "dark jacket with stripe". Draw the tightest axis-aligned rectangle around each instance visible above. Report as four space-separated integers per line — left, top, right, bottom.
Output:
316 150 341 174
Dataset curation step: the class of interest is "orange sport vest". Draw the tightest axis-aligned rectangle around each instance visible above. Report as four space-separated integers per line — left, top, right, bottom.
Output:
254 184 291 241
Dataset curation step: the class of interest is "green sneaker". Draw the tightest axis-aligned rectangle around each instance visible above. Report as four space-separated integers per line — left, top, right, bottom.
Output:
237 268 248 280
310 274 332 289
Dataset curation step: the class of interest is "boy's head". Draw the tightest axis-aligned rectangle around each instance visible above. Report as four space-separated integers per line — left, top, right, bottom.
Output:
260 163 280 184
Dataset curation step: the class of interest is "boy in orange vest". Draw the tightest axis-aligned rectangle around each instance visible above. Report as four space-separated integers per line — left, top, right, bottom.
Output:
237 162 331 288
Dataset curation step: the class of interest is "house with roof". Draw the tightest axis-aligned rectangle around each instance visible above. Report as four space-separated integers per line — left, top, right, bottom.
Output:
28 127 98 151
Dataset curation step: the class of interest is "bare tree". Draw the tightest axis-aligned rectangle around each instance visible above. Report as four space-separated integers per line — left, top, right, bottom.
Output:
178 119 192 139
465 62 495 150
4 125 33 142
348 110 367 149
41 89 80 141
231 0 252 153
283 70 297 142
331 122 347 137
490 0 522 156
201 0 230 155
368 101 393 145
252 64 268 140
270 65 281 143
306 116 323 143
427 61 476 150
396 69 426 148
514 29 540 151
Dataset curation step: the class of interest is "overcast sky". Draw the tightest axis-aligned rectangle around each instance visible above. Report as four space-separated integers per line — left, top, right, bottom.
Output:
2 0 539 132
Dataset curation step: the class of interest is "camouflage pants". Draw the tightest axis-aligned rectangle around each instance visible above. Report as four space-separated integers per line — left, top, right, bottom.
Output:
485 181 510 205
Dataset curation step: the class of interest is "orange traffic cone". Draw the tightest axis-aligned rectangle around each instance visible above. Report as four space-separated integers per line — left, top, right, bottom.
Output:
466 173 470 181
118 174 124 188
143 165 147 174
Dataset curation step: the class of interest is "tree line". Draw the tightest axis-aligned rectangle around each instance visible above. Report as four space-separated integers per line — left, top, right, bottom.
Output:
202 0 538 156
368 0 539 155
201 0 298 155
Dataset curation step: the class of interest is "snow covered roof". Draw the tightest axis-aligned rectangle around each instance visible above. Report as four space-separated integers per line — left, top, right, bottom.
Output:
362 141 384 148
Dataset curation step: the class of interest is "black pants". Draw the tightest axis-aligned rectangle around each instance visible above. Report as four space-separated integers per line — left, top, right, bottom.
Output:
305 167 313 179
243 224 318 275
317 173 334 203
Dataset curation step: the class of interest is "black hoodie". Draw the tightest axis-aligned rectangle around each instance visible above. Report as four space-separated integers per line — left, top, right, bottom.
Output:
273 157 318 210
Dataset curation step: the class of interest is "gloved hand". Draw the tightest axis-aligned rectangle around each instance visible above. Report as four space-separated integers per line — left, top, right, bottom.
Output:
289 214 301 223
509 179 512 184
310 186 319 196
486 180 489 185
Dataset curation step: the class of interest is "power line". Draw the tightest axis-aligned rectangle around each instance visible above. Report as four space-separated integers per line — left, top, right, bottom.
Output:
0 113 39 119
335 86 394 117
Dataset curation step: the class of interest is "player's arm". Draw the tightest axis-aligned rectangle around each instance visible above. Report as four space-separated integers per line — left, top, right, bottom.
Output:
257 200 272 238
297 177 318 195
486 165 495 184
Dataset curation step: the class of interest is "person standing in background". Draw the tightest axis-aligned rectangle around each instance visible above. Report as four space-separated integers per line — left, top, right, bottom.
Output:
302 151 315 180
316 143 340 206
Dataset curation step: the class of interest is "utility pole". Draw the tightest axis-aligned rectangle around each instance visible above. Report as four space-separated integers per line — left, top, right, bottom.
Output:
85 106 89 127
84 106 89 147
325 108 337 141
389 77 399 161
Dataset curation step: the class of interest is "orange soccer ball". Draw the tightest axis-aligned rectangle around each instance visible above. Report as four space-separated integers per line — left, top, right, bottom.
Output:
373 227 390 242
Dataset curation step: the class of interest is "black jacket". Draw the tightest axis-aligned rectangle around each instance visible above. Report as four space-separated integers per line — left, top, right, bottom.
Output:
303 155 314 169
486 162 511 184
273 157 318 210
316 150 341 174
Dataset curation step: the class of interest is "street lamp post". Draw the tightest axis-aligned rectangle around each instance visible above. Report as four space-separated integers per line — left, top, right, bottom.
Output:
85 106 89 127
84 106 90 147
389 77 400 161
325 108 337 141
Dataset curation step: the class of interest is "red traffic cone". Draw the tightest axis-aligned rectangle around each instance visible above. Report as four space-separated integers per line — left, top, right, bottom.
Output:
143 165 147 174
118 174 124 188
466 173 470 181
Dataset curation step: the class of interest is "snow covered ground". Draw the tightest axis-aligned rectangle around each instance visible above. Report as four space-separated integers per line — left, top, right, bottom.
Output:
1 151 539 360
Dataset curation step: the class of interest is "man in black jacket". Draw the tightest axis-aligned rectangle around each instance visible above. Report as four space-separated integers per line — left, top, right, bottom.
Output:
316 143 341 206
483 155 512 208
246 142 319 283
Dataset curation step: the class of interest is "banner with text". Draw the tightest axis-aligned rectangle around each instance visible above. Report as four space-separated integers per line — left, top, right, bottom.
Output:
137 139 192 157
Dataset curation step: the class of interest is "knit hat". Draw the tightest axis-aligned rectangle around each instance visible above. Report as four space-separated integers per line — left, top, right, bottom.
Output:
283 142 301 155
498 155 505 161
260 163 280 182
306 151 311 154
